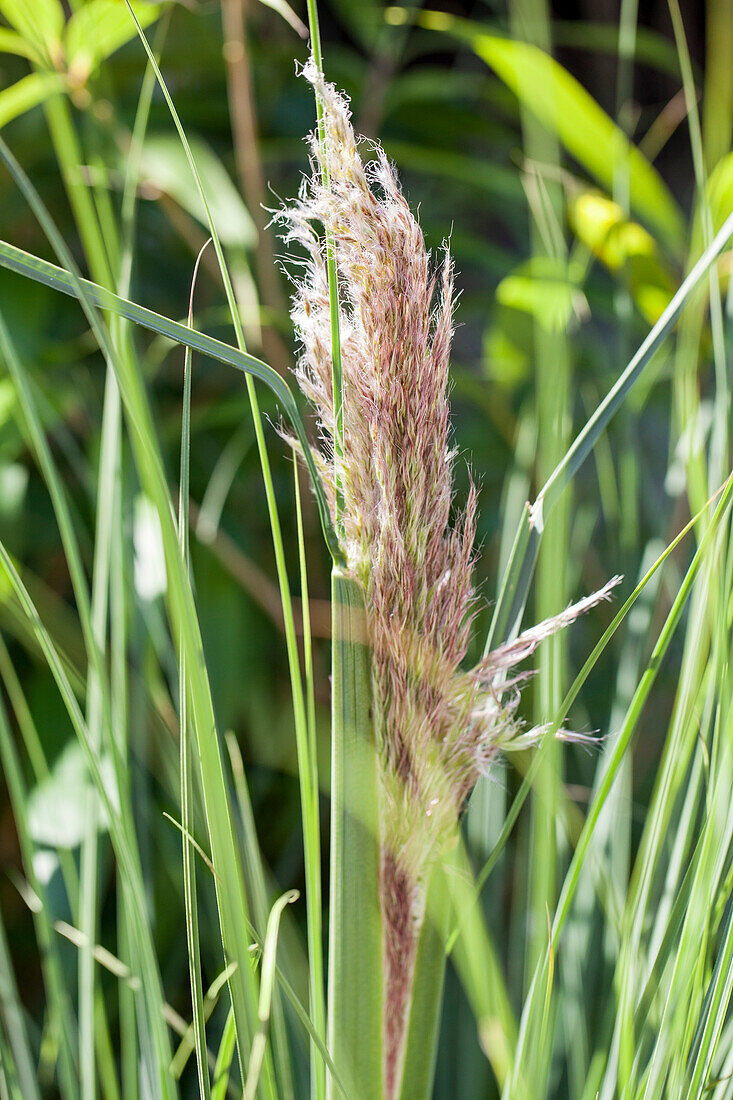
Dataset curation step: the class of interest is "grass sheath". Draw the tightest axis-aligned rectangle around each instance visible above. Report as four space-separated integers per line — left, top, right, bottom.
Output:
396 866 449 1100
328 570 383 1099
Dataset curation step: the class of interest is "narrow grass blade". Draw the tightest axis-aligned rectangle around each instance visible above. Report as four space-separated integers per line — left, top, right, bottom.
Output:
0 542 176 1099
225 734 295 1100
684 894 733 1097
244 891 299 1100
179 239 213 1100
537 210 733 519
0 141 259 1095
507 475 733 1094
473 484 725 909
0 901 42 1100
441 837 519 1096
0 297 121 1095
169 963 237 1080
0 682 78 1099
113 29 329 1083
0 124 327 1091
212 1006 237 1100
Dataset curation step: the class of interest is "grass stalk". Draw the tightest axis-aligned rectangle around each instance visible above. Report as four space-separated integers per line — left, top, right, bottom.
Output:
505 10 569 1091
179 240 212 1100
305 0 345 530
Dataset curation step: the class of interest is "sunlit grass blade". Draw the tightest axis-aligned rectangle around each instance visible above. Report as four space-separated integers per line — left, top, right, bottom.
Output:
440 838 519 1096
110 18 169 1096
212 1005 238 1100
179 238 212 1100
472 482 727 911
0 300 118 1094
684 892 733 1097
0 294 164 1095
170 963 237 1081
225 733 296 1100
244 891 299 1100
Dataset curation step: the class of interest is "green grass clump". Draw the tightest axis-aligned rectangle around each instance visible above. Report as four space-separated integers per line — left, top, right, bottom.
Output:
0 2 732 1099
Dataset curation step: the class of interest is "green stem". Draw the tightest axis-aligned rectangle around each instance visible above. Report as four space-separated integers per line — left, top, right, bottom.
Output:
328 570 383 1099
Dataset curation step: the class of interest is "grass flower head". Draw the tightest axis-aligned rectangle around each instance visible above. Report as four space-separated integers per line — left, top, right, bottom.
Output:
280 61 619 1096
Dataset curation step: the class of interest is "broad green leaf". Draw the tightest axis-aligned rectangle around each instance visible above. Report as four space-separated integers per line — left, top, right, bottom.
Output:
487 258 586 384
0 462 27 526
27 740 117 848
706 151 733 234
420 12 685 249
65 0 160 80
570 191 675 322
0 26 38 61
0 0 63 57
0 378 18 427
0 72 61 129
139 134 256 249
496 257 587 333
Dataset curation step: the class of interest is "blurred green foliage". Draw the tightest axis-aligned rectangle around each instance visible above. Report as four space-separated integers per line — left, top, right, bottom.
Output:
0 0 729 1097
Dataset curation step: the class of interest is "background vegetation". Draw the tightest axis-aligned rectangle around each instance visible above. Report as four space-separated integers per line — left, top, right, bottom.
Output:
1 0 732 1097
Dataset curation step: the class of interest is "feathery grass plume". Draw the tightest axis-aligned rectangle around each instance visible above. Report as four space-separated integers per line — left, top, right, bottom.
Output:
280 60 620 1098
